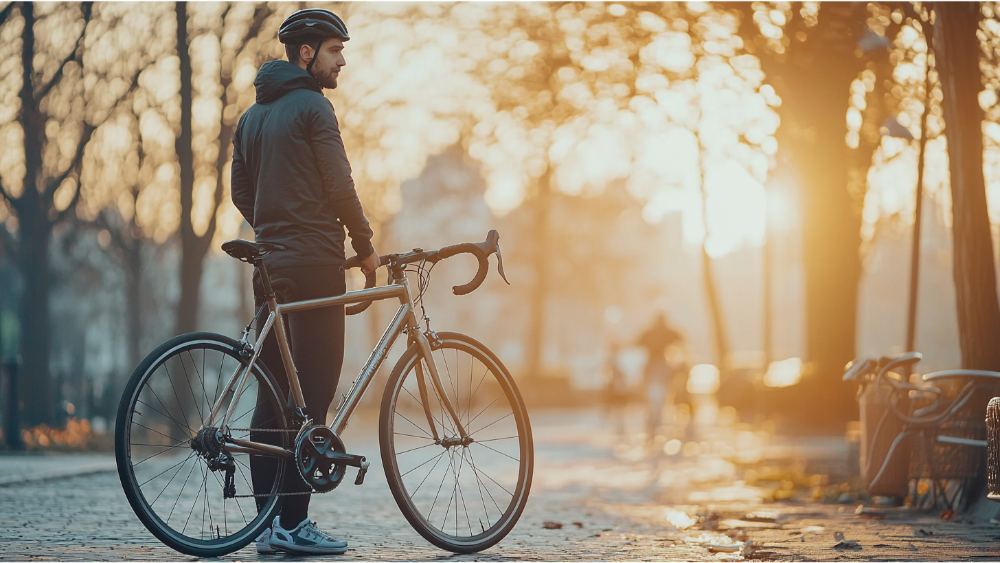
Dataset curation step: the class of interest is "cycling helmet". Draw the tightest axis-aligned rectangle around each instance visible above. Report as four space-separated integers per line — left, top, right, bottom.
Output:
278 9 349 44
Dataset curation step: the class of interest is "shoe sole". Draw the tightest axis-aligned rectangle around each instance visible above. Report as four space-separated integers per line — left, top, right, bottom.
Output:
268 541 348 555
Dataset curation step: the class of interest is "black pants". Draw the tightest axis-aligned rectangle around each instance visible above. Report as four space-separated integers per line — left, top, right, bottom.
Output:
249 264 346 528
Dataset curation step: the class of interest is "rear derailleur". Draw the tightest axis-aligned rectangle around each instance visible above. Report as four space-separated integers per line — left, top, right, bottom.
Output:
191 427 236 499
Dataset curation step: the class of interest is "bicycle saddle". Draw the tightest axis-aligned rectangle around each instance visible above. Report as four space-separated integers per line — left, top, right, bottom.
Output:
222 239 286 263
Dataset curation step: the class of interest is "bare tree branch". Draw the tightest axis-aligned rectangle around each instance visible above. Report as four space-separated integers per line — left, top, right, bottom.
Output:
47 59 143 203
34 2 94 102
0 2 14 29
0 178 16 207
46 122 94 200
199 1 273 247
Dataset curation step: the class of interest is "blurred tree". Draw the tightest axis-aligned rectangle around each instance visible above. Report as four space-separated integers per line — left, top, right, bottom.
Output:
0 2 148 425
469 3 779 377
729 2 903 427
174 2 271 335
934 3 1000 371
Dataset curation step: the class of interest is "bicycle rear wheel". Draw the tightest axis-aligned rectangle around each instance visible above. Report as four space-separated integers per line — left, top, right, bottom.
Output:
380 332 533 553
115 332 291 557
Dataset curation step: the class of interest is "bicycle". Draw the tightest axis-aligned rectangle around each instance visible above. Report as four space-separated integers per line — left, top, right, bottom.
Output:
115 230 533 557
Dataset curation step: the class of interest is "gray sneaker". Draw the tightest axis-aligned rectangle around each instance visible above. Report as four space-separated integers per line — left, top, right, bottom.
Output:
269 518 348 555
255 517 281 554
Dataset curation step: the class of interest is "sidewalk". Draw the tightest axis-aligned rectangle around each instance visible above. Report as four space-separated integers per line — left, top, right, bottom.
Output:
1 408 999 560
0 452 115 487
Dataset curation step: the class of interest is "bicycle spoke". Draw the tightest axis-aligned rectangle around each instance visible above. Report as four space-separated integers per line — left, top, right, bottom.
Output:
191 350 210 425
410 450 447 499
163 363 195 434
463 362 491 424
133 439 192 466
147 453 195 504
212 351 226 415
466 395 501 428
474 441 519 463
181 464 208 534
439 348 459 409
395 411 435 439
466 451 514 498
402 449 446 478
438 449 459 528
397 442 439 456
463 447 498 526
474 435 518 443
394 432 434 440
178 354 206 426
132 420 185 444
166 458 200 524
473 411 514 436
137 397 193 436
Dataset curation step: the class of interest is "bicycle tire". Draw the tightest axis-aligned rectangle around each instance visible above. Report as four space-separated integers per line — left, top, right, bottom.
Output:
115 332 291 557
380 332 533 553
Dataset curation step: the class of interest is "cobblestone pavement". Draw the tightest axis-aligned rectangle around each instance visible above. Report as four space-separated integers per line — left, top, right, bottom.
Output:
3 407 1000 561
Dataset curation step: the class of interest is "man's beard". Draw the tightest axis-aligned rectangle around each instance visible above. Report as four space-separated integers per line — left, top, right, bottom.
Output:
318 68 339 89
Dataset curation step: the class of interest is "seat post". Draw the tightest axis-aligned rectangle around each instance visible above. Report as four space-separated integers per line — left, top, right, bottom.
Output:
255 258 277 302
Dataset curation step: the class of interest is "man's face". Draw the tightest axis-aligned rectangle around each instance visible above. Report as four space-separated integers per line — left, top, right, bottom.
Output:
302 38 346 89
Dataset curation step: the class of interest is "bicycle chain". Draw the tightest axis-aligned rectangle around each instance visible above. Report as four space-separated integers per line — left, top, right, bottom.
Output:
226 427 319 498
233 490 318 498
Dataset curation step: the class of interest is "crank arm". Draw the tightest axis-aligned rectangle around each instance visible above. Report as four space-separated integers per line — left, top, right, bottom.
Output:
318 451 370 485
323 451 367 468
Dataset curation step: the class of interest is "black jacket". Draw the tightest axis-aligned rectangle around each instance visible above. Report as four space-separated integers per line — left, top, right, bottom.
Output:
231 60 374 269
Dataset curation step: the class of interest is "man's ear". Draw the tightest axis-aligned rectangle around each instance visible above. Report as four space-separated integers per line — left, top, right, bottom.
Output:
299 43 315 64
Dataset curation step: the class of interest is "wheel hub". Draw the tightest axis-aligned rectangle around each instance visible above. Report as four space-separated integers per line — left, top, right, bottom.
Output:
440 435 474 448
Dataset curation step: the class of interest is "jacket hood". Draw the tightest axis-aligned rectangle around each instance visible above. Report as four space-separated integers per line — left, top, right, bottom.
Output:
254 60 322 104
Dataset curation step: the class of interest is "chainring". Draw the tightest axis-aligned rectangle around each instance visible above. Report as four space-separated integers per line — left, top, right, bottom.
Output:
295 425 348 493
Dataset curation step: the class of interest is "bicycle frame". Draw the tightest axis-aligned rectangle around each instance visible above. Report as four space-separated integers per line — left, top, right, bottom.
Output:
204 271 468 459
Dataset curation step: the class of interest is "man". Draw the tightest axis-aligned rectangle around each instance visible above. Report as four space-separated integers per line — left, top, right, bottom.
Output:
638 312 684 440
230 9 379 555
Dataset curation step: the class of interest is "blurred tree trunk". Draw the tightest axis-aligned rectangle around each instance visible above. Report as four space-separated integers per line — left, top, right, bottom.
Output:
8 3 103 426
732 3 869 427
524 171 551 380
176 3 269 336
174 2 200 335
935 3 1000 371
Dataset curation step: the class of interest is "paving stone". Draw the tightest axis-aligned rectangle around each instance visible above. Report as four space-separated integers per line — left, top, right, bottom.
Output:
1 408 998 560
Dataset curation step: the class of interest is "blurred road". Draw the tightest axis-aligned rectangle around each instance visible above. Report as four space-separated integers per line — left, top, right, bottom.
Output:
2 408 1000 561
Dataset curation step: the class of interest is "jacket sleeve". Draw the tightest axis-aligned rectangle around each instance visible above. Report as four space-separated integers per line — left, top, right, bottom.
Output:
230 129 256 228
307 98 375 259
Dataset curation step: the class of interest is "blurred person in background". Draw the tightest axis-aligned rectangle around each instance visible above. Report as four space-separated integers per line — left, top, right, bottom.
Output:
230 8 379 556
638 312 684 441
602 340 629 436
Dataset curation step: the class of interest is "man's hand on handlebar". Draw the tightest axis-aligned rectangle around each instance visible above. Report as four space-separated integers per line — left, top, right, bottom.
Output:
361 249 381 275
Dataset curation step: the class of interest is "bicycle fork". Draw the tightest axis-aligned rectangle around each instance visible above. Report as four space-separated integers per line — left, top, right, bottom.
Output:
411 329 470 444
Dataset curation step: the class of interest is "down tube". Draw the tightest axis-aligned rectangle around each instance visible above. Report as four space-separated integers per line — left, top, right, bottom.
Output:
331 304 411 435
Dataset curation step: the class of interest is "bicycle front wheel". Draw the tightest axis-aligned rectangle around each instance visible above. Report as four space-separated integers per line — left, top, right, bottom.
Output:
115 332 291 557
380 332 533 553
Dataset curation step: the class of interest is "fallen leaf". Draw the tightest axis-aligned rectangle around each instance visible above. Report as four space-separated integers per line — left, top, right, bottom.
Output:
744 512 778 523
834 540 860 550
706 543 741 553
573 522 583 528
542 521 563 530
941 509 955 521
918 529 934 536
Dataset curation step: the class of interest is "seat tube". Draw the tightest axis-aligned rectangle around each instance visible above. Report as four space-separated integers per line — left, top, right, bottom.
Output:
257 259 307 411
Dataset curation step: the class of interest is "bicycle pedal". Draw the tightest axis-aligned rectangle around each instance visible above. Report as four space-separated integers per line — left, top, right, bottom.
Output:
355 460 370 485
